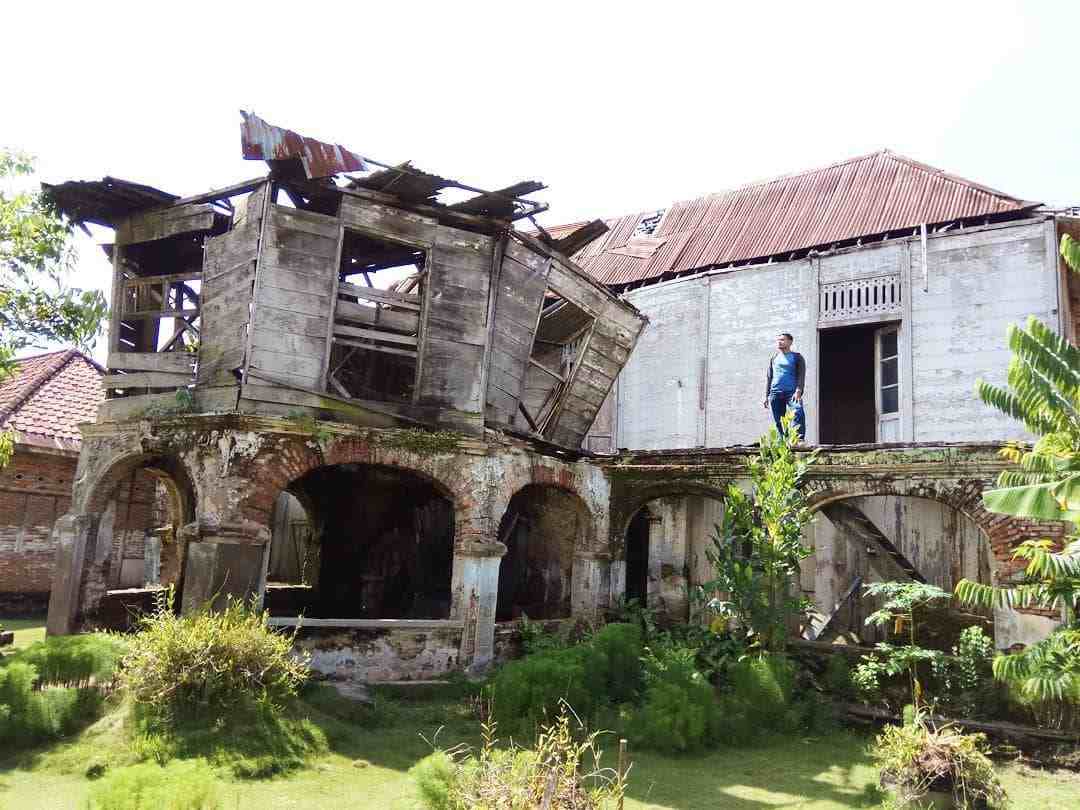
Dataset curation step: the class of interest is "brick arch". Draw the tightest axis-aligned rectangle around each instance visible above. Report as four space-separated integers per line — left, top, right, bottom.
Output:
80 450 196 526
805 477 1002 548
801 477 1063 582
496 481 598 552
611 482 728 550
239 433 468 544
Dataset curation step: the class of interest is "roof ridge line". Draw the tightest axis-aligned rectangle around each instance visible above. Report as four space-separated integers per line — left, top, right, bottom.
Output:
0 348 78 424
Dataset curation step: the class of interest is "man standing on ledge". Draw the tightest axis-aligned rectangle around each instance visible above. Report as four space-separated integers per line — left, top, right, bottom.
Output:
763 332 806 441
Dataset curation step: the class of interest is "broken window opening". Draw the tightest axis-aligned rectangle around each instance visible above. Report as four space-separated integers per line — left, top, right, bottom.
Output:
519 293 594 435
269 464 454 620
495 485 588 621
328 229 426 404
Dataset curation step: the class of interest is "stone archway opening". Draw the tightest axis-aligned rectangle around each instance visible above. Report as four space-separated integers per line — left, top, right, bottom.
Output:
495 485 589 621
804 494 995 643
619 492 725 621
271 463 455 620
48 453 196 635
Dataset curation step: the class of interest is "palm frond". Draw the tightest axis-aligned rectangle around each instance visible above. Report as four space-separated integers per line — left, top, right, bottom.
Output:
977 378 1056 435
1063 233 1080 275
1011 318 1080 397
983 481 1068 521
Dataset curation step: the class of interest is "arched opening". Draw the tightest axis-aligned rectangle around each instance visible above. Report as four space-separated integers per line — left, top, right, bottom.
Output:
85 455 195 593
621 492 725 621
271 464 455 620
495 485 590 621
804 494 994 643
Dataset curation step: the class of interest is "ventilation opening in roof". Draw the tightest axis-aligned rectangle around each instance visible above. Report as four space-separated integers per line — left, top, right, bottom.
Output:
327 229 425 403
634 209 665 237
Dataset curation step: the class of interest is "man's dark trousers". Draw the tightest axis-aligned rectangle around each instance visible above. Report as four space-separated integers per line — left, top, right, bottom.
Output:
769 390 805 441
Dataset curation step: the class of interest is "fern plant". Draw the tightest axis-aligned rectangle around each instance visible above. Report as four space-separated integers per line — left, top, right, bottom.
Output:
953 233 1080 708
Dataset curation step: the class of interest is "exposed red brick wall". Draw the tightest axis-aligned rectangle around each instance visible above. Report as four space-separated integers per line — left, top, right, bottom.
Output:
0 449 77 595
0 450 163 599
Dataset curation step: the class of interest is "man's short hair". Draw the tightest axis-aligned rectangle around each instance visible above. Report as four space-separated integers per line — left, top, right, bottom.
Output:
779 332 794 341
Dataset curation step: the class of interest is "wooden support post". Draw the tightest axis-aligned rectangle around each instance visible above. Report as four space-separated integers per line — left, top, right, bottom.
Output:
617 738 628 810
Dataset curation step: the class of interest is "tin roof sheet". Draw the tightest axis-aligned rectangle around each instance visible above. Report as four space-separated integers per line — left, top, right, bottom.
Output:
562 150 1039 286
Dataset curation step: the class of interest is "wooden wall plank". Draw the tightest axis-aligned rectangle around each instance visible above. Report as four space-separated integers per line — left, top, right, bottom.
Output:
116 204 216 246
107 352 194 373
339 196 437 247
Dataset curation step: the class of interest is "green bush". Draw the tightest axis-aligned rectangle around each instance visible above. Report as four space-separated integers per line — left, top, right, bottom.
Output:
85 760 222 810
581 622 642 704
728 653 794 728
631 642 722 752
411 749 456 810
0 654 109 750
14 633 127 686
411 710 624 810
120 595 309 725
822 653 855 700
491 647 593 738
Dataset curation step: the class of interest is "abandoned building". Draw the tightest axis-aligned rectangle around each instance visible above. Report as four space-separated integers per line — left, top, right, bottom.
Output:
36 121 1069 680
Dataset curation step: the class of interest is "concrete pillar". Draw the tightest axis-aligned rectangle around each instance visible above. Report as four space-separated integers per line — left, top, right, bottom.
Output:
572 550 612 620
46 514 99 636
181 528 268 614
453 541 505 672
144 531 162 586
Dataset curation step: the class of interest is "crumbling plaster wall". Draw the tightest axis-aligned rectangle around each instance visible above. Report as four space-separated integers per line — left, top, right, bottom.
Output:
48 414 613 678
604 444 1067 644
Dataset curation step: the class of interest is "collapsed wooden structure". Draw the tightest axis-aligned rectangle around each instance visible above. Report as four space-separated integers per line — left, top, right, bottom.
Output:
45 114 645 450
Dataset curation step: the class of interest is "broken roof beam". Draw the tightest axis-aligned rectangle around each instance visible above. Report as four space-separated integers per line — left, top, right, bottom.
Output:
550 219 609 257
170 176 269 208
450 180 546 219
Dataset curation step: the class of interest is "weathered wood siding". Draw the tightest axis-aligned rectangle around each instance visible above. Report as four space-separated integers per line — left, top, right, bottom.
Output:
199 184 266 387
416 228 493 414
115 204 216 246
485 238 549 424
246 204 340 390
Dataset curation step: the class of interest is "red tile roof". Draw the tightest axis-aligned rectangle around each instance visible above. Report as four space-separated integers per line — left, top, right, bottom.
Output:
0 349 104 451
558 150 1039 286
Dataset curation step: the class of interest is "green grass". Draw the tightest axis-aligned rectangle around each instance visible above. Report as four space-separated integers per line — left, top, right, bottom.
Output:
1 616 46 651
0 687 1078 809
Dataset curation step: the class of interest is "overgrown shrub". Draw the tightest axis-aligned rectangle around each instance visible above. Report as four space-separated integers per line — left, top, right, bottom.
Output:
822 653 855 700
0 634 124 750
85 760 222 810
492 623 642 738
491 647 594 739
12 633 127 686
581 622 642 705
120 594 309 725
632 643 722 752
410 709 624 810
119 594 320 777
873 711 1006 809
931 626 1001 719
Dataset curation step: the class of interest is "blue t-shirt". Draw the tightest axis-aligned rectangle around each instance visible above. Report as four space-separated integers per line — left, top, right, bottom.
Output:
770 352 799 394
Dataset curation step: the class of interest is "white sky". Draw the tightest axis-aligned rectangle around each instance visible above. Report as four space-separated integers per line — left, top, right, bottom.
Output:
3 1 1078 362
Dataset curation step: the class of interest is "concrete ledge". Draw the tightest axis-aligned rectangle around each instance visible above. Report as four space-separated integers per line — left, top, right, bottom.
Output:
268 617 465 630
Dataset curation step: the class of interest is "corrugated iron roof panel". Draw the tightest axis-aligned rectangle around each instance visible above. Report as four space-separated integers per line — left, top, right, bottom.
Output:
567 150 1038 286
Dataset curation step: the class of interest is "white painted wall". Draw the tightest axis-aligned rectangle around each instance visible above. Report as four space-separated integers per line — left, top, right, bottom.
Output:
602 218 1059 449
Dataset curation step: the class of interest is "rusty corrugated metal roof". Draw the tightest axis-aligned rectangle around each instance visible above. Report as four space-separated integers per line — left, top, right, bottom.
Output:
562 150 1040 286
241 111 369 178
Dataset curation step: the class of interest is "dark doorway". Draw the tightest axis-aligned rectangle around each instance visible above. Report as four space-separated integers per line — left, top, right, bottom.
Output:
495 486 586 621
624 507 650 604
819 324 877 444
286 464 454 619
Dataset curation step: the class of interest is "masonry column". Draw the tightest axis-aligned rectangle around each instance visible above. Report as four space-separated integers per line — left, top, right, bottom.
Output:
452 540 505 673
46 513 99 635
573 549 612 620
180 522 269 614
